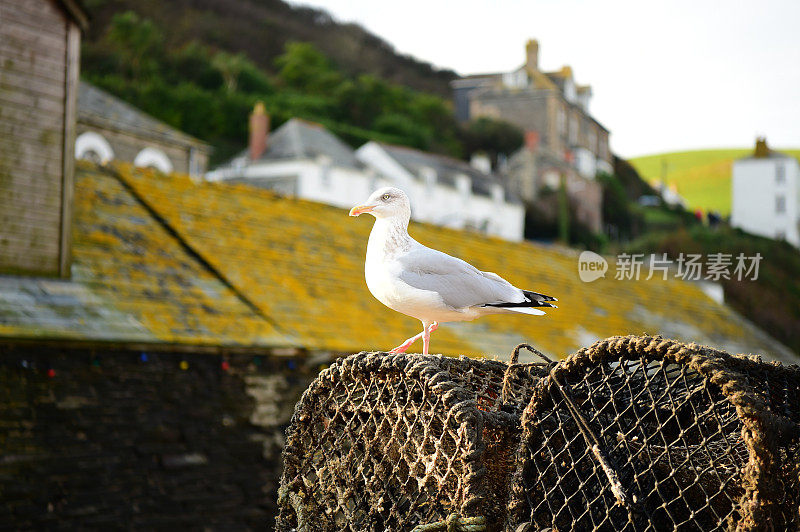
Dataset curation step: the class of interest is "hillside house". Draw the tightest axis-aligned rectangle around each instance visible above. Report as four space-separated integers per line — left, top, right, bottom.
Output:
206 105 525 241
76 81 210 177
452 39 610 233
0 0 88 277
356 141 524 241
731 138 800 247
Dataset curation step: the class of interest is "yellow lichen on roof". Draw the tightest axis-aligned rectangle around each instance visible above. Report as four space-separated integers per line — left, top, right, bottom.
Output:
68 162 287 347
116 163 788 360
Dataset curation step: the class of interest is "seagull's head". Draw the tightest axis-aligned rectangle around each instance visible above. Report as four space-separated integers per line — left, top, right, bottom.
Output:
349 187 411 221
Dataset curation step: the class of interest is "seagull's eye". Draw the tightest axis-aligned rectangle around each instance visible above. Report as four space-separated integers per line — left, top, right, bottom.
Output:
382 193 391 201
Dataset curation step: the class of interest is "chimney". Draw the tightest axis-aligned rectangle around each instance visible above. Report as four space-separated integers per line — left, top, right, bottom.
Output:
249 102 269 161
526 39 539 73
524 130 540 152
754 137 769 158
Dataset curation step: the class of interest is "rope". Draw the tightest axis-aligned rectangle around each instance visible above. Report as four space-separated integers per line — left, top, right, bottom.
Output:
548 366 640 513
411 514 487 532
501 343 554 404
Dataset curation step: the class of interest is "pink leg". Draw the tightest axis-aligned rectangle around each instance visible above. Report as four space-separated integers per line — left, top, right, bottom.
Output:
422 321 438 356
389 322 439 354
389 330 424 353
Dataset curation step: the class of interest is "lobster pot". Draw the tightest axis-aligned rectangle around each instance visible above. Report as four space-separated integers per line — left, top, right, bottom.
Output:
507 335 800 532
276 352 543 532
731 354 800 528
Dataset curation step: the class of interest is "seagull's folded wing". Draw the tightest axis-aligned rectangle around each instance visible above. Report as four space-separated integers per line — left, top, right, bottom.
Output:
396 247 523 310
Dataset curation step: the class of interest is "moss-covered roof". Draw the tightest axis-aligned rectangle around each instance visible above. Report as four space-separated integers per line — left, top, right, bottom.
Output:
0 163 284 348
0 162 794 362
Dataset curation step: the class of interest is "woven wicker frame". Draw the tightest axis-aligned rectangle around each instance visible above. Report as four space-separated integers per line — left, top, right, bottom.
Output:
276 352 544 531
507 335 800 532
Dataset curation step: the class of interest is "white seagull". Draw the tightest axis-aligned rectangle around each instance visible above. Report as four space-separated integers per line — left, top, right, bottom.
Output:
349 187 557 356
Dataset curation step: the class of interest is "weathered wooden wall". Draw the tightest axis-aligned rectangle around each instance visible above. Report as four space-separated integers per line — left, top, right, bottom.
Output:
0 0 79 277
0 344 314 529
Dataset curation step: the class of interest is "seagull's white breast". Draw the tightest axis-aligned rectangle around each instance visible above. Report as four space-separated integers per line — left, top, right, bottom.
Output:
364 220 466 323
365 256 445 320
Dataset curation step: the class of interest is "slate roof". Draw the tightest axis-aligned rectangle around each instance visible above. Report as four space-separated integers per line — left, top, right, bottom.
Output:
738 150 796 161
375 142 518 202
78 82 210 152
0 163 283 347
0 162 795 362
247 118 362 169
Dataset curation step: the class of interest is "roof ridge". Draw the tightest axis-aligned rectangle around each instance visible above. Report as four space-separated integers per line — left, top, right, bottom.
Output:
79 81 209 148
109 165 285 335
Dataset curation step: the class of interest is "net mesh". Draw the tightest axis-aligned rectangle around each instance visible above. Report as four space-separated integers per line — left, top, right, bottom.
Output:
276 352 545 531
507 335 800 532
276 336 799 531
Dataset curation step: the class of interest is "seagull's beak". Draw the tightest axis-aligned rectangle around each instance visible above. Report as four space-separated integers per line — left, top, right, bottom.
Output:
349 204 374 217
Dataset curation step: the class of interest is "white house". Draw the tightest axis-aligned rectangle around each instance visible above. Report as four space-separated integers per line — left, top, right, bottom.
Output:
731 138 800 247
356 142 524 241
206 105 525 241
205 112 376 210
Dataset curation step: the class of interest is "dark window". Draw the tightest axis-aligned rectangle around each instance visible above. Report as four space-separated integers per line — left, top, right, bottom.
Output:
776 195 786 213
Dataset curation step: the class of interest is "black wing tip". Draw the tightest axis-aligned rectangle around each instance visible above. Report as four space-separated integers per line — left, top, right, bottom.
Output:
523 290 558 303
485 300 557 309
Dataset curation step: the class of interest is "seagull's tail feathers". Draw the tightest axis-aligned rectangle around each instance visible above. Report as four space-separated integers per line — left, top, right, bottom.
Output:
504 306 546 316
481 289 557 316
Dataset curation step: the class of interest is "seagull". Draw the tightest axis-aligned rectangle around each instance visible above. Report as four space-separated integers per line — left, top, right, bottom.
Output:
349 187 557 356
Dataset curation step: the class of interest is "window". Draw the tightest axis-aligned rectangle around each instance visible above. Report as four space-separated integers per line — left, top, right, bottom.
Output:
776 164 785 184
588 130 597 153
81 150 103 164
776 195 786 214
189 148 201 178
134 147 173 173
569 116 578 145
75 131 114 164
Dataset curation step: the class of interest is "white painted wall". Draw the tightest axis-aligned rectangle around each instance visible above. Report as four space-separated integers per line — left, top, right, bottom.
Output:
205 142 525 241
356 142 524 241
732 156 800 247
208 159 382 210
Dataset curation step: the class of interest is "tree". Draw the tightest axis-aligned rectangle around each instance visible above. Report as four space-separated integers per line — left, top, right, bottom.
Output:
275 42 341 93
106 11 163 79
212 51 250 93
461 117 524 167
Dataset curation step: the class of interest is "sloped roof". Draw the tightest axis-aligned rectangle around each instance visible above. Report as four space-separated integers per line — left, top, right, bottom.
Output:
118 164 792 362
1 163 794 362
375 142 516 201
0 163 284 348
249 118 362 169
78 82 210 152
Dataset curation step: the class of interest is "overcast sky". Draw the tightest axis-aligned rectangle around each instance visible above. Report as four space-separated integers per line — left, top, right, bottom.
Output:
286 0 799 158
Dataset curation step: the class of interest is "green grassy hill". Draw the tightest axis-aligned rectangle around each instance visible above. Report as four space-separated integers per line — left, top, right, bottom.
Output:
630 148 800 216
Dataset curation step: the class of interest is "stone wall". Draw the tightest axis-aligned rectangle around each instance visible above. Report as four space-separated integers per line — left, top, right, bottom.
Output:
0 344 316 529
